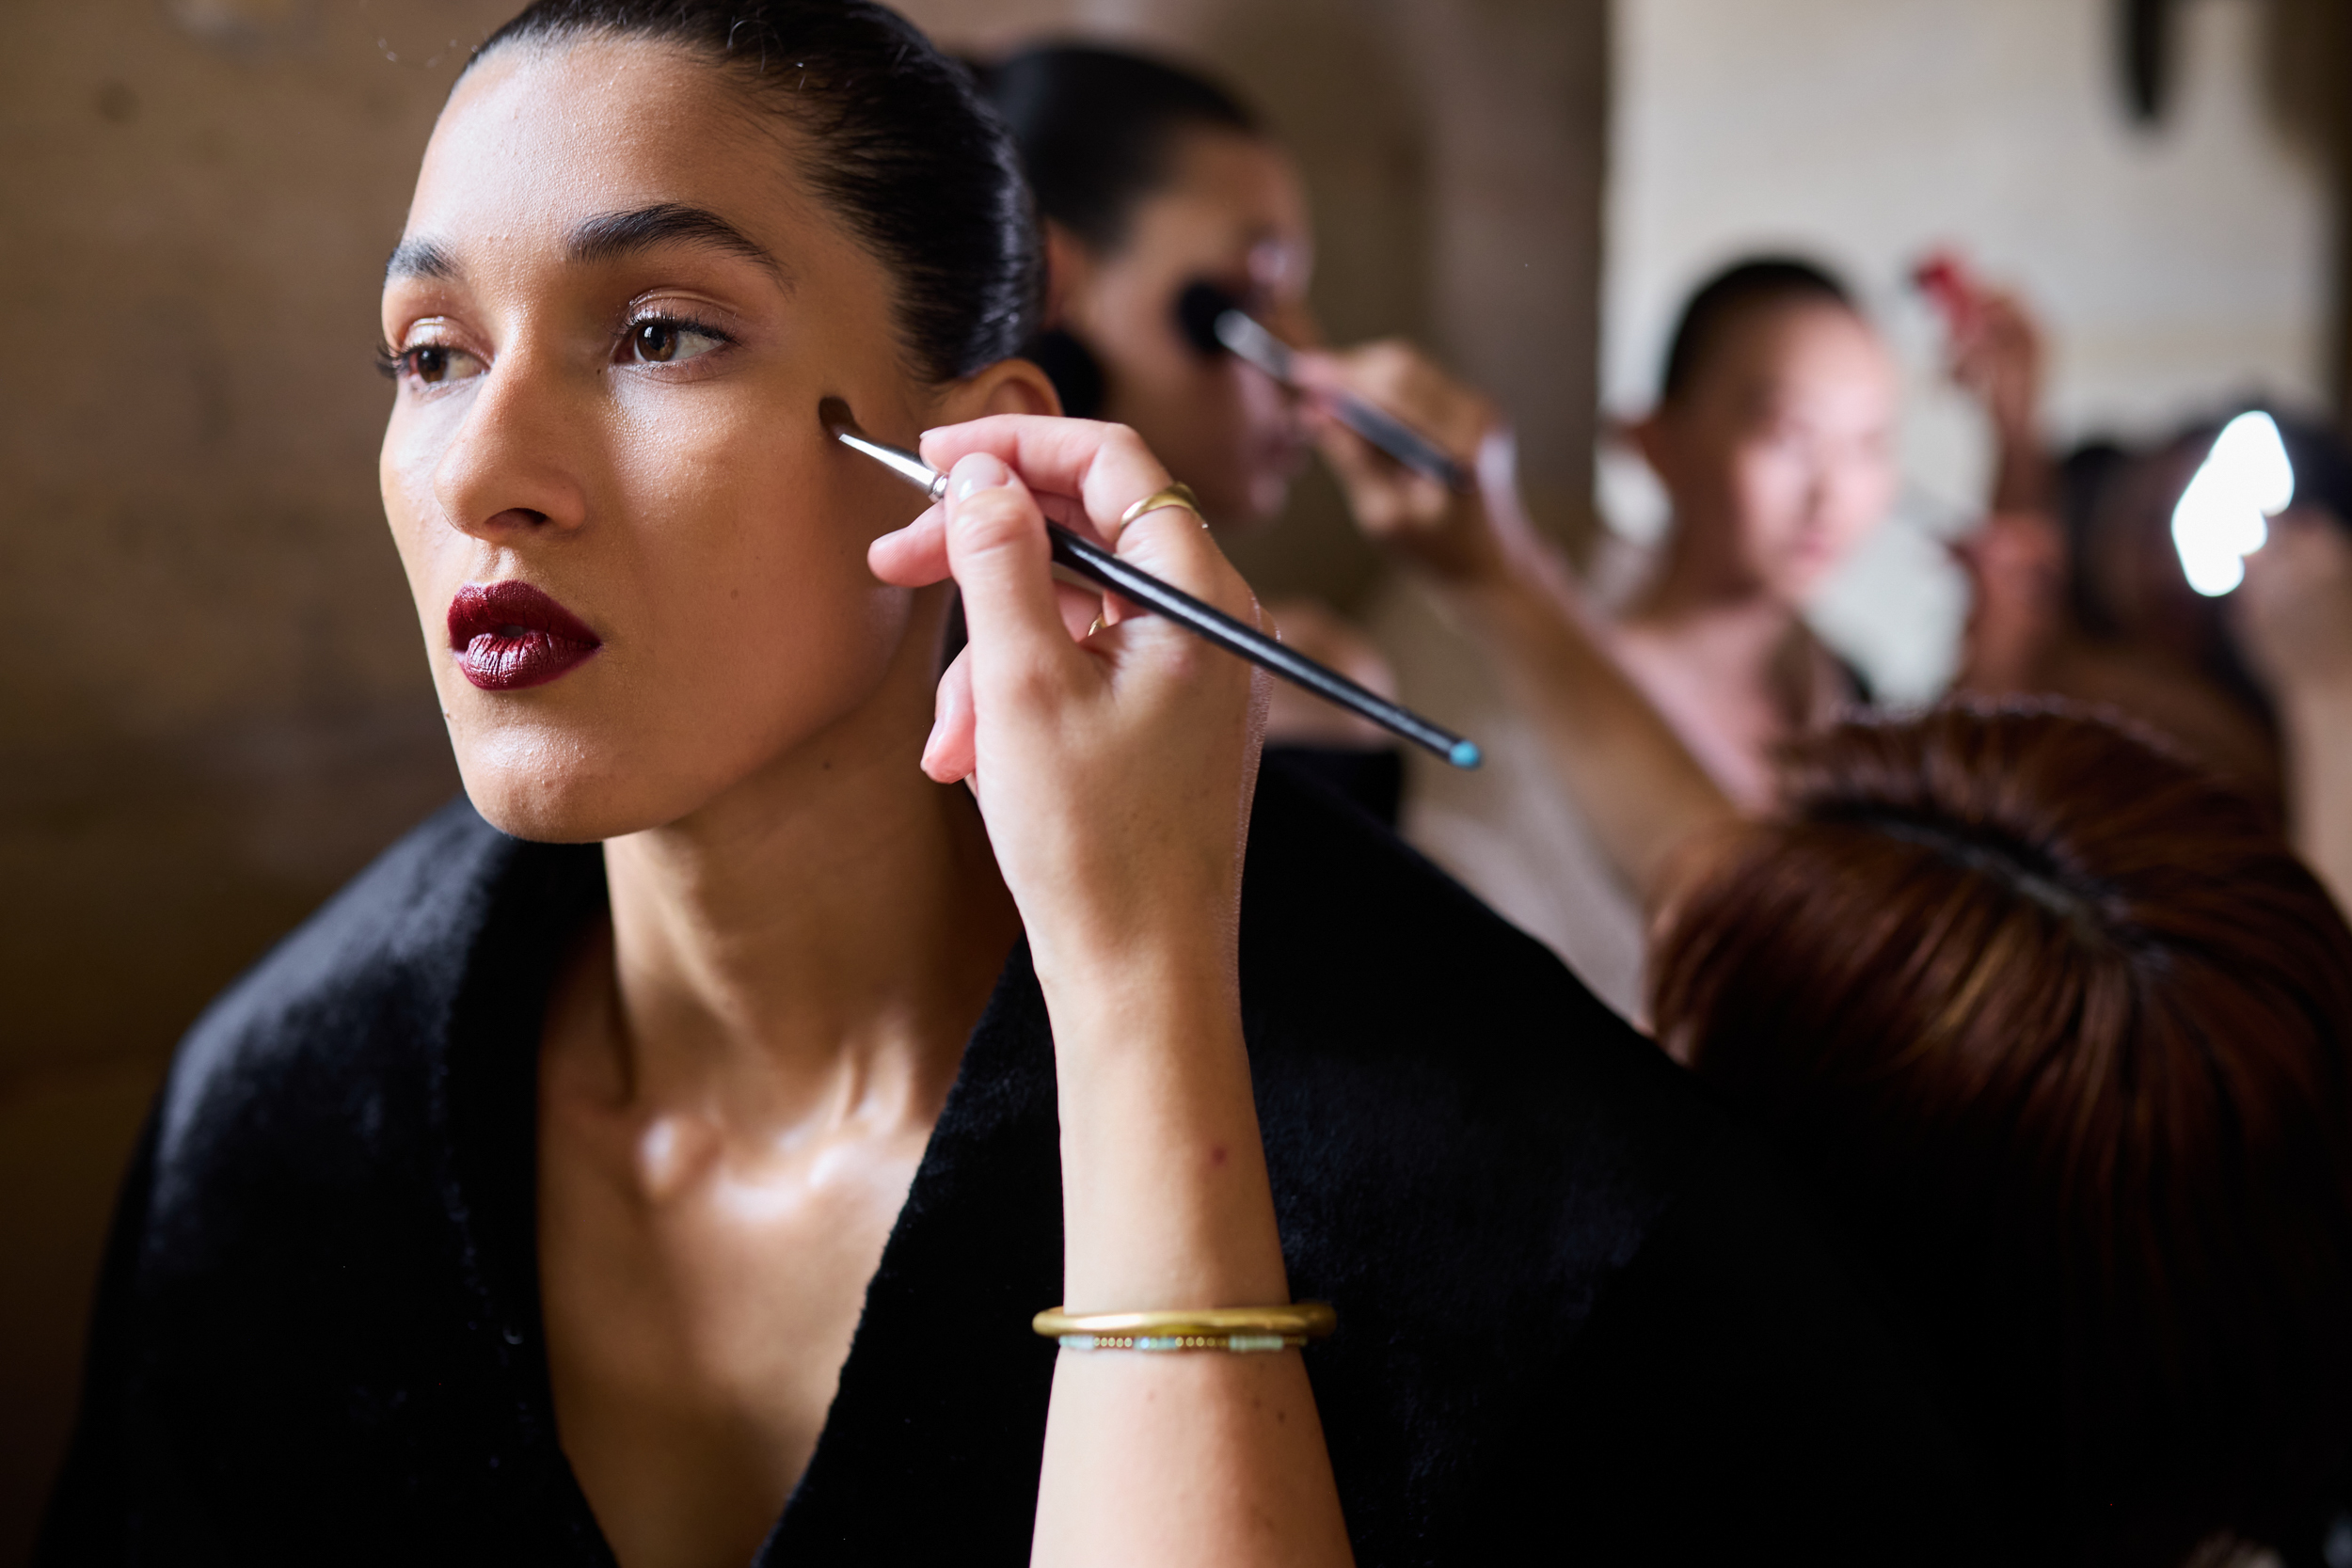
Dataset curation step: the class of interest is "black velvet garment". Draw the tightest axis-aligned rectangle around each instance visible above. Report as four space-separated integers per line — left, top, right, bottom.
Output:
44 762 1986 1565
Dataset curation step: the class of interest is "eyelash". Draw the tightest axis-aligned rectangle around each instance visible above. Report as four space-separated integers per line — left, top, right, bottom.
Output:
373 313 738 381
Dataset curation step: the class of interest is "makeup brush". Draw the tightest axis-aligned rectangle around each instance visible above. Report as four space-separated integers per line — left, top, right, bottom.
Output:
1174 282 1474 493
822 398 1481 769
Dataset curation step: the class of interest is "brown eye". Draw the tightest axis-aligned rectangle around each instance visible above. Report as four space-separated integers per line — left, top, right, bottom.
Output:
626 318 727 367
633 322 678 363
397 342 483 388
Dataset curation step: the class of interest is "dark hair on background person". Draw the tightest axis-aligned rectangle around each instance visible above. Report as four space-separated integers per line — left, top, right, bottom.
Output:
977 44 1260 252
975 44 1261 419
1652 702 2352 1565
477 0 1040 381
1659 255 1856 403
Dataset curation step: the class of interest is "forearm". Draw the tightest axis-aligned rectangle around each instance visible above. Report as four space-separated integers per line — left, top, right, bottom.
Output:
1989 423 2052 517
2283 687 2352 918
1030 963 1352 1568
1444 572 1736 908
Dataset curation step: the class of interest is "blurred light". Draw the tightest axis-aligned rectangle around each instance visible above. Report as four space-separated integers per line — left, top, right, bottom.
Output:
2171 411 2294 596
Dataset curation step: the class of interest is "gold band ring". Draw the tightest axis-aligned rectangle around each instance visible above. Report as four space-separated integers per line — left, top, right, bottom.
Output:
1116 482 1204 533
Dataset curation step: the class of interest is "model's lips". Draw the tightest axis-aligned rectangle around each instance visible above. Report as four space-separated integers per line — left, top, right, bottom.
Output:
446 580 602 691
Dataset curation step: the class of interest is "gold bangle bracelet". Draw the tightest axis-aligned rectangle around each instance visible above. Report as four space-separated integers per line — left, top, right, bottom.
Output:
1054 1332 1310 1353
1032 1302 1337 1341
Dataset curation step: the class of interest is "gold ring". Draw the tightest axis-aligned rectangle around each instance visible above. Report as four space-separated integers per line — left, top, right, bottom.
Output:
1116 482 1204 533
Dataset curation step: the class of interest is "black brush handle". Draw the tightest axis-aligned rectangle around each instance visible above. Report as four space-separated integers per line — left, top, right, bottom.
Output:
1046 524 1480 768
1327 391 1475 493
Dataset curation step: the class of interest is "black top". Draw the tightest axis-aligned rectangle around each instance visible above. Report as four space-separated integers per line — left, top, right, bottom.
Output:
43 765 1985 1565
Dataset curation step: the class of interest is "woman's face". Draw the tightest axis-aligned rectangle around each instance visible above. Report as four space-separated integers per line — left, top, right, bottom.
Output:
1055 129 1313 529
1643 302 1899 606
380 40 961 843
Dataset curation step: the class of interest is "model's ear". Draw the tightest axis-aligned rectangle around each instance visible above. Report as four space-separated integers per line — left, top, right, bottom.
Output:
1041 219 1095 331
933 355 1063 424
1624 407 1675 483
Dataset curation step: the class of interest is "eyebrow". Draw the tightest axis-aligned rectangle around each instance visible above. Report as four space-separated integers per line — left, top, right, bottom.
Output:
566 203 787 282
384 237 458 285
381 204 788 289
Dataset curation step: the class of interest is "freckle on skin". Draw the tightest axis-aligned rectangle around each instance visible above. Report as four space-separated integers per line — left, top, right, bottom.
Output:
1208 1144 1228 1166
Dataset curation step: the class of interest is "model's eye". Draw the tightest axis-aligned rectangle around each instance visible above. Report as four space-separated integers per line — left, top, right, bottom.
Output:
628 319 728 365
397 343 485 387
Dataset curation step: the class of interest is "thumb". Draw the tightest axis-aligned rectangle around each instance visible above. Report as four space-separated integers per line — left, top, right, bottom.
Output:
942 451 1081 689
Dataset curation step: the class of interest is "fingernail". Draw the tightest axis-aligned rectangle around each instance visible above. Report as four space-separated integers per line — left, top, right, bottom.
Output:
951 451 1010 500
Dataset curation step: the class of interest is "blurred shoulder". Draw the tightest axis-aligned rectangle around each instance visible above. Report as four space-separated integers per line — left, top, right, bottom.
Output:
150 798 570 1194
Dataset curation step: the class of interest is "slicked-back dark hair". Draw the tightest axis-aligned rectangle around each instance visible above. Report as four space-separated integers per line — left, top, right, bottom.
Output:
976 44 1261 254
1659 255 1856 404
473 0 1038 382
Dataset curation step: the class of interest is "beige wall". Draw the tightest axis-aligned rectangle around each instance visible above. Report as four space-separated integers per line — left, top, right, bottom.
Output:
0 0 1604 1556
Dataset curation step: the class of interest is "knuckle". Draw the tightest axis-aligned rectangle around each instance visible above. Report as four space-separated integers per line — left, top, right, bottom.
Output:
1101 423 1152 464
949 487 1037 549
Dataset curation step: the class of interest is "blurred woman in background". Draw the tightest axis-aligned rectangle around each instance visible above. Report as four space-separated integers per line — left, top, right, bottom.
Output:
1345 257 1899 1014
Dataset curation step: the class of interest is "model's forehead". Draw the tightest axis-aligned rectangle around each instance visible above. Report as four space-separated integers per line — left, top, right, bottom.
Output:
1726 305 1893 410
1170 132 1306 230
406 38 796 245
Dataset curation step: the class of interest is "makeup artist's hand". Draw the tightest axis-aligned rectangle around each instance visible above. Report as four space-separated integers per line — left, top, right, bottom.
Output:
1294 341 1533 585
1944 289 2044 453
1931 273 2052 515
868 415 1352 1568
866 415 1270 988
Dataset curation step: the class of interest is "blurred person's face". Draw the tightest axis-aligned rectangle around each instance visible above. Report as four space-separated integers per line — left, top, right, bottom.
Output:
378 39 1026 842
1051 129 1313 529
1637 302 1899 606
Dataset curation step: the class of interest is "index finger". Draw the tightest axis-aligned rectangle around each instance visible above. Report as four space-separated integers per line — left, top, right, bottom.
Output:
920 416 1177 545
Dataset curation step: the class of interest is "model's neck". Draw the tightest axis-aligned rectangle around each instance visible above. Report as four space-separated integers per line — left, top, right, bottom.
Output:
1624 531 1798 671
595 610 1020 1129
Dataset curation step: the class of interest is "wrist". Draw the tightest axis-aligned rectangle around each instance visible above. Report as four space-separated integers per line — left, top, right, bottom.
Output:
1032 939 1242 1048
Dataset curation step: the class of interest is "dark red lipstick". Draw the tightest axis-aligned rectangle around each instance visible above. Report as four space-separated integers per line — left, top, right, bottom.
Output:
447 580 601 691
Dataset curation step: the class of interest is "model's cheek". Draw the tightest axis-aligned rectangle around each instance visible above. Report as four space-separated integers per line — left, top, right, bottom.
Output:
1825 459 1894 557
1728 451 1800 557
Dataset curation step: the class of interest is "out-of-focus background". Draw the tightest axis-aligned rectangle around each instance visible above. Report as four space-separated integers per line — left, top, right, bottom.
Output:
0 0 2344 1554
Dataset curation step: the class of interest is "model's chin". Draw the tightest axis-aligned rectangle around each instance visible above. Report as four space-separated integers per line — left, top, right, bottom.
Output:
438 711 691 845
1770 550 1845 607
455 758 660 845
